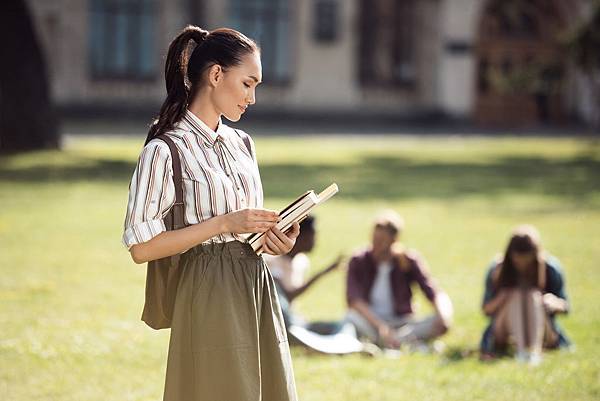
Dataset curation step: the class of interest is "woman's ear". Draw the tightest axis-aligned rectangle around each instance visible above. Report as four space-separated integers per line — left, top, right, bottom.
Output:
207 64 223 88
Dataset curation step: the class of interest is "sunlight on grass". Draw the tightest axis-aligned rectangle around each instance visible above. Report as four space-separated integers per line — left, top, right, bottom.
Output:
1 134 599 401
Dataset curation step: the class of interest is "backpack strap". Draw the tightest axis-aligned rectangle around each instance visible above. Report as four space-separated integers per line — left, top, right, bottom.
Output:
234 129 254 160
156 134 183 207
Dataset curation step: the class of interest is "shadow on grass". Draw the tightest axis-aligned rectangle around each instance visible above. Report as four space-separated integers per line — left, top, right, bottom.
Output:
441 346 481 364
1 153 599 202
260 155 600 202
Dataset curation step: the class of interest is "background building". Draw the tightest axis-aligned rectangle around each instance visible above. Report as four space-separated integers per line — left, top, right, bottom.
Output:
27 0 598 126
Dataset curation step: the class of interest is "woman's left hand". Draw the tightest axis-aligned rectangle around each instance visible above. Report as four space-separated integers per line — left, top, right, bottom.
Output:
262 222 300 255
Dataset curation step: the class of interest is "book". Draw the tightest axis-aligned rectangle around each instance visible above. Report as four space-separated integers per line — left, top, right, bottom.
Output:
248 183 339 254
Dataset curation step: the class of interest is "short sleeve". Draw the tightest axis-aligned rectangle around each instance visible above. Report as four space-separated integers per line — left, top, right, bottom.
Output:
290 253 310 288
545 255 568 301
482 261 499 307
122 140 175 249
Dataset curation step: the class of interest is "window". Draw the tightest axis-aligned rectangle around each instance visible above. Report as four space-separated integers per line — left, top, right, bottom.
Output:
89 0 158 80
229 0 291 84
314 0 338 43
358 0 416 87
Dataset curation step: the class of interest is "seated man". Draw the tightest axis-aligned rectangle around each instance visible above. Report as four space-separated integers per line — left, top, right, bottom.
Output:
345 210 453 349
264 215 342 329
265 216 371 355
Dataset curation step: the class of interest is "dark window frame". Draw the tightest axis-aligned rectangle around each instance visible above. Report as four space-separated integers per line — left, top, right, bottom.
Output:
88 0 158 82
358 0 417 89
229 0 292 86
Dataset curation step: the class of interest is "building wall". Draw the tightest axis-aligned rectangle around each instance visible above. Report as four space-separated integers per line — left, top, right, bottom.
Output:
202 0 444 115
26 0 596 124
28 0 185 109
438 0 482 117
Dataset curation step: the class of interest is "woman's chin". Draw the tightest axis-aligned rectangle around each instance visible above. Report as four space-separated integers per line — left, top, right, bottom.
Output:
223 112 242 122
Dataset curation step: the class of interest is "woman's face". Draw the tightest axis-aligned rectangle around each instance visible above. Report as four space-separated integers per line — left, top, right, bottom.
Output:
511 251 536 273
213 51 262 122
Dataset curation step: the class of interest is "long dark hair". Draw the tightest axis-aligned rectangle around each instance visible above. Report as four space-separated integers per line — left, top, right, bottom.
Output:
496 225 546 289
144 25 259 145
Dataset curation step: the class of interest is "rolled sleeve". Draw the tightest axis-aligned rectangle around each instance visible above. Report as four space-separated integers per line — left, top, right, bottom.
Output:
122 140 175 249
408 251 438 302
122 218 166 249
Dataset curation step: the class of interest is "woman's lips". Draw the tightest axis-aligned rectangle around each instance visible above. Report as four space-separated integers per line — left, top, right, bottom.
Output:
238 105 246 113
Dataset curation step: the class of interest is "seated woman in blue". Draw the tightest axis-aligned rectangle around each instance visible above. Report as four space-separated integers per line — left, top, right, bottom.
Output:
480 225 571 364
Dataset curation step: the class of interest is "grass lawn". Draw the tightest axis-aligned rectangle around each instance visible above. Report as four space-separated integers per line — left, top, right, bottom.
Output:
1 132 599 401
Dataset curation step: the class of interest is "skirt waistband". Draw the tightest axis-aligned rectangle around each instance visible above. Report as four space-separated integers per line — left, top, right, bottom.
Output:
185 240 258 259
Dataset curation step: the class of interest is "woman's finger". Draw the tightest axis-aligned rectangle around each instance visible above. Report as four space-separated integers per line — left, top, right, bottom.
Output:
248 226 270 234
286 222 300 240
261 239 274 255
271 224 297 246
264 235 283 254
266 229 287 251
251 209 279 221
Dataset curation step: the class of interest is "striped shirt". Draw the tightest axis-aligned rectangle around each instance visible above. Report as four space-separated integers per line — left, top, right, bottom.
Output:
122 109 263 249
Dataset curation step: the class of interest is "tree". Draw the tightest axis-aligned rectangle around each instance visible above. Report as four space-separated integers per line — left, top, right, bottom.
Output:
0 0 59 153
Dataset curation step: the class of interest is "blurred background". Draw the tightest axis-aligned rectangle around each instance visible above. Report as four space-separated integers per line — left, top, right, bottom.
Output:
1 0 599 152
1 1 599 401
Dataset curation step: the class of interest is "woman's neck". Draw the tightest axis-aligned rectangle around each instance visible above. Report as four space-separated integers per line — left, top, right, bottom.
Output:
187 94 220 131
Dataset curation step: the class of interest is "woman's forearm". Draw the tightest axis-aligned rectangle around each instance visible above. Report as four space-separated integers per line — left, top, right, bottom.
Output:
482 290 508 316
129 215 226 264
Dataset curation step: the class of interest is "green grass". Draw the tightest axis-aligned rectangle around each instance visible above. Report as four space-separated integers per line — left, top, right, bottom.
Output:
1 133 599 400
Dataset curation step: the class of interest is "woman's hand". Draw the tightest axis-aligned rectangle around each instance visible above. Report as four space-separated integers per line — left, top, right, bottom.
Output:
542 292 568 314
482 288 511 316
222 208 279 234
262 222 300 256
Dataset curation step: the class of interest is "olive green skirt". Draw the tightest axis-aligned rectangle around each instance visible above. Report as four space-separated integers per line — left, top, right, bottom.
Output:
163 241 298 401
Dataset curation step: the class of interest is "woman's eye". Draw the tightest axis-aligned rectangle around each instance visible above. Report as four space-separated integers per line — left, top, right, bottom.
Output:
243 83 251 88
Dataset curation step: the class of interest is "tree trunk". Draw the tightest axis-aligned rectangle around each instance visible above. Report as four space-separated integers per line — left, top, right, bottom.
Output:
0 0 59 154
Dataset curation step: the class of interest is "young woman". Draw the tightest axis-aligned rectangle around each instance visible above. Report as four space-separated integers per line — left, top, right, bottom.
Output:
122 25 299 401
480 225 571 364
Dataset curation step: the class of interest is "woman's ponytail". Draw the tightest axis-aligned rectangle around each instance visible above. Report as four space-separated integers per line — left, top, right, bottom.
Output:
145 25 209 145
144 25 258 145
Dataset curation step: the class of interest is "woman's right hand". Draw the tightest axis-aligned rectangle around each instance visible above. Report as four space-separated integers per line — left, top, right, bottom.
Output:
221 208 279 234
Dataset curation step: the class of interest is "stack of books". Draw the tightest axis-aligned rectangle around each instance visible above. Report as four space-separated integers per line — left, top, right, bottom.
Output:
248 183 339 254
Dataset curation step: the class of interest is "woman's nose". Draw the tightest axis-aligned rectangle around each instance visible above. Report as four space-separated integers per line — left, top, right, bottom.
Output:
247 89 256 105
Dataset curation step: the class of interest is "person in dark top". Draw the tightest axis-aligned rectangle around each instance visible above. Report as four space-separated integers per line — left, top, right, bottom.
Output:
480 225 571 364
265 216 371 355
345 210 453 349
265 216 342 329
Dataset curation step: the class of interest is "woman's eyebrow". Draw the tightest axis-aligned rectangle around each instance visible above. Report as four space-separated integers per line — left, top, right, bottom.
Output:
247 75 262 83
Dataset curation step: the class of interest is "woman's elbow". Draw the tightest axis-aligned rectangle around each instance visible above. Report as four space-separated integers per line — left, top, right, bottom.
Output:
130 245 148 264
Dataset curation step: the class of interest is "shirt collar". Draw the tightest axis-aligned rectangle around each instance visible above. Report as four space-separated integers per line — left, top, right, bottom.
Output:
182 109 223 144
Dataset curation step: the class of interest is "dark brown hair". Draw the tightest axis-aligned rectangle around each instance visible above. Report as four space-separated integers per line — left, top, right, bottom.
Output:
496 225 546 289
145 25 259 145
